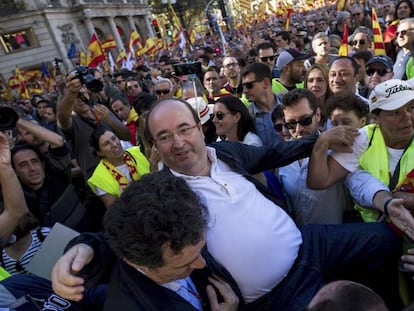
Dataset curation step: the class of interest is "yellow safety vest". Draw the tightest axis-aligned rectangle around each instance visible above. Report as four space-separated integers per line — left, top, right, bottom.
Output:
357 124 414 222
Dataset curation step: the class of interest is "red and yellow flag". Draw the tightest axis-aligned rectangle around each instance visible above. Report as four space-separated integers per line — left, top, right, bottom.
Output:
79 50 87 66
102 37 117 50
285 8 294 30
372 8 386 55
8 66 29 98
336 0 347 12
384 19 399 43
87 33 105 68
338 23 348 56
116 49 127 65
129 29 142 49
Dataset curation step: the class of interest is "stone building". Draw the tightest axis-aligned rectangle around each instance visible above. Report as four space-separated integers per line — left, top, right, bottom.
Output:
0 0 154 86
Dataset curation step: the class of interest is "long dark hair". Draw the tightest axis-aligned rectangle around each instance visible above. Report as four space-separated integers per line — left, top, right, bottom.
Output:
215 96 255 141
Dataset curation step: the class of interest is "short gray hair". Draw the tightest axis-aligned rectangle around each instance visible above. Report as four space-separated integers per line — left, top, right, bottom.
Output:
336 11 351 24
154 77 173 90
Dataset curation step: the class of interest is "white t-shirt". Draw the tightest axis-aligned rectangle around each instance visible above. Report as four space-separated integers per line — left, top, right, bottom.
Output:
332 128 404 175
172 147 301 303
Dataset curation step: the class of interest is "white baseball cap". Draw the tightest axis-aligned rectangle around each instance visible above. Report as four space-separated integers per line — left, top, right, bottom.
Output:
186 97 214 124
369 79 414 112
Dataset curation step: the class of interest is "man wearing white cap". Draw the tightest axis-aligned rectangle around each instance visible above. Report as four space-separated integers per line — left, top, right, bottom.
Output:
308 79 414 226
274 48 308 95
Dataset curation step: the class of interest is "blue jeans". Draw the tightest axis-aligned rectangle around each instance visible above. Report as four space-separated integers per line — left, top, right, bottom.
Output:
246 222 401 311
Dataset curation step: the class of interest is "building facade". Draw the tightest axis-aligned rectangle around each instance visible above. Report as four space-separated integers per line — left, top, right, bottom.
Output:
0 0 154 86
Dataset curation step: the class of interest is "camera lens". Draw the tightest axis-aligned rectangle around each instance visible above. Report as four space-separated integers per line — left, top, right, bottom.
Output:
0 107 19 131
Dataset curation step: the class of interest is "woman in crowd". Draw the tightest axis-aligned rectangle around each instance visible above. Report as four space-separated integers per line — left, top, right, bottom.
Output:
213 95 262 146
87 125 150 209
304 63 332 129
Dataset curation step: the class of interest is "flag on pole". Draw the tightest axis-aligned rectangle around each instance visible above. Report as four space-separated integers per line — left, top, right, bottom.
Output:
384 19 399 43
338 23 349 56
102 37 117 50
129 29 141 49
116 49 127 66
79 50 87 66
8 66 29 98
372 8 386 55
285 8 294 30
87 33 105 68
67 42 77 59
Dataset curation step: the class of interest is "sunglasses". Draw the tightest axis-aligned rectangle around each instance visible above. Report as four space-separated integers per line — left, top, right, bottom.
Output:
260 55 276 62
213 111 230 120
353 12 361 17
366 68 391 77
155 89 171 95
284 112 315 130
274 123 284 132
351 39 366 46
242 80 262 89
396 28 414 36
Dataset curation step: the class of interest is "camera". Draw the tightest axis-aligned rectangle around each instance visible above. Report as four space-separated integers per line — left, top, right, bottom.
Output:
173 62 202 76
69 66 103 93
0 106 19 131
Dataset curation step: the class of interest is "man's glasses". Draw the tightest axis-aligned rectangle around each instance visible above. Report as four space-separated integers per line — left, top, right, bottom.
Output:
351 39 366 46
260 56 276 62
155 89 171 95
153 124 198 145
396 28 414 36
366 68 391 77
284 112 315 130
213 111 230 121
241 80 262 89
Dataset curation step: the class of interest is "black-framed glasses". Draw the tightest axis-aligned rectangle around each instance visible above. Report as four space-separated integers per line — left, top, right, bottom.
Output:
155 89 171 95
242 80 262 89
260 55 276 62
284 112 315 129
396 28 414 36
213 111 230 121
366 68 391 77
351 39 366 46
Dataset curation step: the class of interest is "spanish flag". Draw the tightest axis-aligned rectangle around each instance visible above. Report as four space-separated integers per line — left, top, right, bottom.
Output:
8 66 29 99
87 33 105 68
116 49 127 66
79 50 87 66
102 37 117 50
129 29 141 49
372 8 386 55
338 23 348 56
384 19 399 43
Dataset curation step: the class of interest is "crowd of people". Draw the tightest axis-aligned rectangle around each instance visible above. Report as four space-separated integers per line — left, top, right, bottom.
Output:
0 0 414 310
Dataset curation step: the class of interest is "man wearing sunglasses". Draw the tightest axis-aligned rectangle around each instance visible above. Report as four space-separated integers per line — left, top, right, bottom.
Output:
154 77 174 100
364 55 394 96
395 18 414 80
256 41 280 80
279 89 356 225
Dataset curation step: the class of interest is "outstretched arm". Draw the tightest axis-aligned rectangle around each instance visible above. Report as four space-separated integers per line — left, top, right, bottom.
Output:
0 132 28 246
307 126 358 189
17 117 64 149
57 74 82 131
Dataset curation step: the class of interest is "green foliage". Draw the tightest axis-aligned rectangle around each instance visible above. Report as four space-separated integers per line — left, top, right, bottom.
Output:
149 0 207 29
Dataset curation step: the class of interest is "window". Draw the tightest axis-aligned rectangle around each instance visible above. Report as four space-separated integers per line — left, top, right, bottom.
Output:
0 28 38 54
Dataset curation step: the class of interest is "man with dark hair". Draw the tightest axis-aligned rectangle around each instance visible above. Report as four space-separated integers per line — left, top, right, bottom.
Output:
241 62 282 144
52 173 239 310
52 98 407 310
329 56 369 105
255 41 278 78
275 48 308 93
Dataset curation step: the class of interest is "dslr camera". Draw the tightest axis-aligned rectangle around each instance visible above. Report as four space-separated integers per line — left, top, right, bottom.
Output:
70 66 103 93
